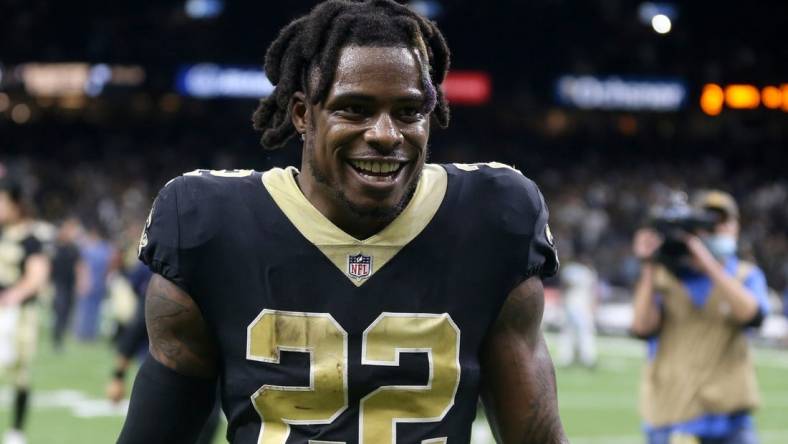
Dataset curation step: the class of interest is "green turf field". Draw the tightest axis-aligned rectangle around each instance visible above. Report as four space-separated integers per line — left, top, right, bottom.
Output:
2 329 786 443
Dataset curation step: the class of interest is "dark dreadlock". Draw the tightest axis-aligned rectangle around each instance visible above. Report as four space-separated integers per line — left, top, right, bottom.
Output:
252 0 451 150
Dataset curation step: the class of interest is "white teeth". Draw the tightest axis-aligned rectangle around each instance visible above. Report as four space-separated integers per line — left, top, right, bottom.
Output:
350 160 400 174
381 162 397 173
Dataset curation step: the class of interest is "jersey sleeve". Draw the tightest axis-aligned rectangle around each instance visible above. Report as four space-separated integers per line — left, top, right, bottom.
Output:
483 165 559 282
519 180 560 279
21 235 43 259
138 177 188 291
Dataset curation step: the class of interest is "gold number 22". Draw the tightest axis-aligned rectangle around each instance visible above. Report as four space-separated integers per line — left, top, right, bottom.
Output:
247 311 460 444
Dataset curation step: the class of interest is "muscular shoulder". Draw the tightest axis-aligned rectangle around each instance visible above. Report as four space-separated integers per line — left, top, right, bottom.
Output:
442 162 558 279
175 168 263 206
443 162 546 229
173 170 263 217
140 169 264 263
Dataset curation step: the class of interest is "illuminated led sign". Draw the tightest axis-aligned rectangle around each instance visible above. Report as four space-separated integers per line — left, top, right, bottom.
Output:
176 64 274 98
442 71 491 105
556 75 687 111
700 83 788 115
19 63 145 97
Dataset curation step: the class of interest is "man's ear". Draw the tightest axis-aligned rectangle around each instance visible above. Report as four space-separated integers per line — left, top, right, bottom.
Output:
290 92 308 135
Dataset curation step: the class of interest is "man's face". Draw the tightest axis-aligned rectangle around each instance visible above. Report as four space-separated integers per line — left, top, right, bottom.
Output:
303 45 431 218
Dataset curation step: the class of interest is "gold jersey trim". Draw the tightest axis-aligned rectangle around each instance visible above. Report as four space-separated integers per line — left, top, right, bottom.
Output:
261 164 448 287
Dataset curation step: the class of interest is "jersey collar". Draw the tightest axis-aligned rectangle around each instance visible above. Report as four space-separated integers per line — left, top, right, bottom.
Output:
262 164 447 287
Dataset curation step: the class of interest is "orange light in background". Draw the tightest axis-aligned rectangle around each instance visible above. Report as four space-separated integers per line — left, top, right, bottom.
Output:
11 103 31 124
761 86 782 109
725 84 760 109
700 84 724 116
782 84 788 112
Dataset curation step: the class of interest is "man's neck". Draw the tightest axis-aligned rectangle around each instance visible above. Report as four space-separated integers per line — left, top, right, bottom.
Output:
295 172 395 240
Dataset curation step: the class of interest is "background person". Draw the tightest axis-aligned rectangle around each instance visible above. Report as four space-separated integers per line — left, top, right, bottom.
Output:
50 217 86 351
74 221 114 341
558 244 599 369
631 190 770 444
0 179 51 444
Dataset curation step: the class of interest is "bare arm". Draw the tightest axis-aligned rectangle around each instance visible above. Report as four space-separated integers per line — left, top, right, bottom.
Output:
0 254 50 305
118 273 218 443
144 273 217 378
481 276 568 444
631 263 662 337
684 235 759 323
630 229 663 337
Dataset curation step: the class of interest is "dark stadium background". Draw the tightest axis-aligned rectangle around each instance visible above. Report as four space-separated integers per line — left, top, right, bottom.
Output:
0 1 786 443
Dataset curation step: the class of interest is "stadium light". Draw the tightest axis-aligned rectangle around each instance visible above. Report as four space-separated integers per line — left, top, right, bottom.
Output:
701 83 788 115
783 84 788 112
84 64 112 97
11 103 31 124
407 1 443 19
761 86 781 109
651 14 672 34
639 2 677 34
700 84 724 116
185 0 223 19
725 84 760 109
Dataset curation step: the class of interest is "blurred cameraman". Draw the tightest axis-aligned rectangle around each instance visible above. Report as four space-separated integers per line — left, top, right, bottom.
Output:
631 190 769 444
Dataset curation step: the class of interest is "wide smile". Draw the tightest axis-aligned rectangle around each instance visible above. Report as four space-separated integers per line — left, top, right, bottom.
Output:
345 158 408 186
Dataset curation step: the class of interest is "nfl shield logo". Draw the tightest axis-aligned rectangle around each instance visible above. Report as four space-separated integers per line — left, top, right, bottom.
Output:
347 253 372 279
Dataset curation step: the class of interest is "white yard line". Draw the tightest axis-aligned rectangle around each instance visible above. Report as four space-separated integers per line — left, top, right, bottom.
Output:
0 388 128 418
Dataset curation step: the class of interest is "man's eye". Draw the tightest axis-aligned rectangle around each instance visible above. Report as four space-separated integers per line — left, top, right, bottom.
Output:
338 106 366 116
399 108 424 121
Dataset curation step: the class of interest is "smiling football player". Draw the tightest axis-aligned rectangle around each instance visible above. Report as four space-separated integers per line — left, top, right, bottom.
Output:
119 1 566 443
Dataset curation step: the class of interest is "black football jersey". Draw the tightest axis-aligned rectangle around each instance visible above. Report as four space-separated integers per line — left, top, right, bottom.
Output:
0 223 43 294
139 162 558 444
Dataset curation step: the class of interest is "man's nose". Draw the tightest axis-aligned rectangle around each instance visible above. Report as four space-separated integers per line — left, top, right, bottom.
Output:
364 113 403 152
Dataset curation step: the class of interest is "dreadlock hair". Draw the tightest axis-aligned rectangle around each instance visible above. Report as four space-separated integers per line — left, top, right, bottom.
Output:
252 0 451 150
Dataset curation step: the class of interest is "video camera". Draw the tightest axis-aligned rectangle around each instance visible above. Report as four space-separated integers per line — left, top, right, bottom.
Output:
647 192 720 265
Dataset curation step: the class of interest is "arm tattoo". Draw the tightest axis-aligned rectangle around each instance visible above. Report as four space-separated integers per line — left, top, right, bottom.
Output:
145 274 218 379
482 276 568 444
495 277 544 346
517 339 565 443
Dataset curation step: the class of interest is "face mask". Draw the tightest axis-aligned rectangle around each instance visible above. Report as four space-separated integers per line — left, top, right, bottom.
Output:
703 234 737 259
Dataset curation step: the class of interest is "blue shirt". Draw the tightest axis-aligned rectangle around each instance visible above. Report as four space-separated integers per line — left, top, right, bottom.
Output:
80 239 114 298
645 255 770 437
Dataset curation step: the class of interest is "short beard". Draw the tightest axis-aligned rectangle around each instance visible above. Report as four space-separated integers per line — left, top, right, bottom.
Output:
307 145 423 222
